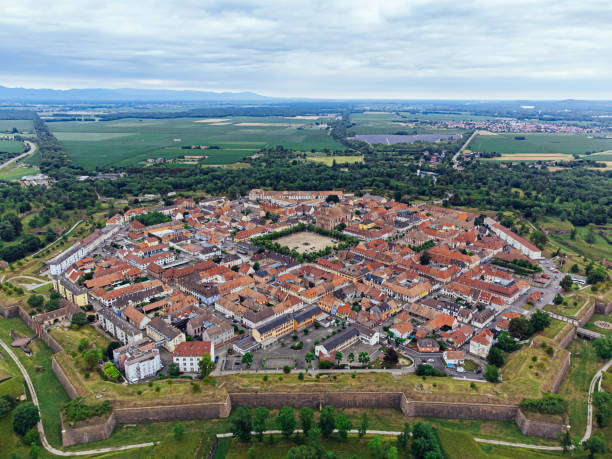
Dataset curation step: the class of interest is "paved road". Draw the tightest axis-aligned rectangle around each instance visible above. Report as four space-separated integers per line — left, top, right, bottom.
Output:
452 131 477 167
0 140 37 170
0 336 155 456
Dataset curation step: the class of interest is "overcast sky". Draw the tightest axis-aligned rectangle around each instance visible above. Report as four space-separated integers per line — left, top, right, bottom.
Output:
1 0 611 99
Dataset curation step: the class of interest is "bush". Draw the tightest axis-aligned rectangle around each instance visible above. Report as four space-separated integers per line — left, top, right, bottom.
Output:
484 365 499 383
318 360 333 370
62 398 112 422
415 364 446 377
13 403 40 436
298 372 304 380
283 365 291 374
520 394 568 415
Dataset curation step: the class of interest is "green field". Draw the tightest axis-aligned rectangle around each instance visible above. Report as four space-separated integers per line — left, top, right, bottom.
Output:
0 139 25 154
0 164 39 181
0 119 34 133
306 155 364 166
469 133 612 155
49 116 345 169
0 317 70 448
349 112 466 135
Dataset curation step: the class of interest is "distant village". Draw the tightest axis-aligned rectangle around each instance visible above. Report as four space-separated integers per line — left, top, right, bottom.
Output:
41 188 555 383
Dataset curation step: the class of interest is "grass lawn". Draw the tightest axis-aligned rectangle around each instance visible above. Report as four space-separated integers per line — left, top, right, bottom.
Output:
49 324 112 355
537 318 567 340
0 163 39 181
0 317 70 448
557 339 603 437
582 314 612 338
502 336 570 396
544 296 588 318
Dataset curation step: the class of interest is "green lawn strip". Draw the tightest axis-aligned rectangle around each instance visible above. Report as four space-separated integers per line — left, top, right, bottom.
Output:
582 314 612 337
477 443 583 458
557 339 602 436
0 317 70 448
437 427 488 459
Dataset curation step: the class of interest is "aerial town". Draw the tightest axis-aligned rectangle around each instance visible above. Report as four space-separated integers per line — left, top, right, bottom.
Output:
43 189 562 383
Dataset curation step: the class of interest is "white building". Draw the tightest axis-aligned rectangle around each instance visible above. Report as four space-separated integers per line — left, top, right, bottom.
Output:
124 349 162 383
98 308 144 345
469 329 494 358
485 218 542 260
172 341 214 374
48 244 85 276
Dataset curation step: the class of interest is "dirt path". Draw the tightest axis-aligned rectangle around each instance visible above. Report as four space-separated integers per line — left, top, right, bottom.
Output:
0 336 156 457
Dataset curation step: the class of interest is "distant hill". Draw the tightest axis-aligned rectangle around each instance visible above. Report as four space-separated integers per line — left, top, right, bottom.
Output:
0 85 269 102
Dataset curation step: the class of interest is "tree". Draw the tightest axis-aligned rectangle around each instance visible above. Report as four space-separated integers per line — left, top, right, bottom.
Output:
496 331 520 352
304 352 314 367
83 349 101 371
593 337 612 360
593 392 611 427
359 412 369 438
335 413 352 441
560 275 573 291
230 407 252 442
369 435 385 459
387 446 398 459
27 295 44 309
173 422 185 440
587 266 607 285
583 434 606 458
530 310 551 332
397 422 410 450
420 250 431 266
71 312 88 328
509 317 532 339
24 428 39 445
358 351 370 365
103 362 120 380
334 351 343 366
319 405 335 436
253 407 269 442
553 294 564 305
570 263 580 273
199 353 214 378
383 347 399 368
286 445 320 459
105 341 121 360
29 445 40 459
487 347 504 367
167 362 180 377
242 352 253 368
12 402 39 436
348 352 355 364
530 230 548 247
277 405 296 438
484 365 499 383
325 194 340 203
299 407 314 435
561 429 571 453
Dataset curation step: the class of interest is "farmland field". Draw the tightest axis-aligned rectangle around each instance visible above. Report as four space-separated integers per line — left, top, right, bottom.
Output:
50 116 345 169
0 139 25 153
469 133 612 155
0 119 34 133
306 154 363 166
349 112 467 135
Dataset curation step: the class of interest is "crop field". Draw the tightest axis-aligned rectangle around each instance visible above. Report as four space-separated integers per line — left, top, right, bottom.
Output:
351 133 462 145
469 133 612 155
306 154 363 166
0 139 25 153
50 116 344 169
349 112 466 135
0 163 38 181
0 119 34 133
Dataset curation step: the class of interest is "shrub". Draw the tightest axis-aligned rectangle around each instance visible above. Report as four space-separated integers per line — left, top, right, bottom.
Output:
283 365 291 374
415 364 446 377
13 403 40 436
191 382 200 392
62 398 112 423
298 372 304 380
520 394 568 415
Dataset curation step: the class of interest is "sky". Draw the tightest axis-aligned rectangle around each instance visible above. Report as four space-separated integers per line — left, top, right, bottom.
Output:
1 0 611 99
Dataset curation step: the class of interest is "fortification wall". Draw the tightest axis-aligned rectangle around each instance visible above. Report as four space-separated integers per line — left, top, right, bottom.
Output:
229 391 402 411
515 409 563 439
550 352 571 394
51 357 80 399
113 396 231 424
595 300 612 316
61 412 116 447
556 326 577 350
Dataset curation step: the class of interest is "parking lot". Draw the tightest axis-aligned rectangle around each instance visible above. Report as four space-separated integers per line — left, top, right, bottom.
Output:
223 321 381 371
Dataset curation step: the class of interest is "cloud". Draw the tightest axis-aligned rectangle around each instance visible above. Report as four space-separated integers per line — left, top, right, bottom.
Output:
0 0 610 98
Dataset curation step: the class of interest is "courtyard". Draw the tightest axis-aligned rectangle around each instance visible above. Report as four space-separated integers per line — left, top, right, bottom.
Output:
274 231 336 254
